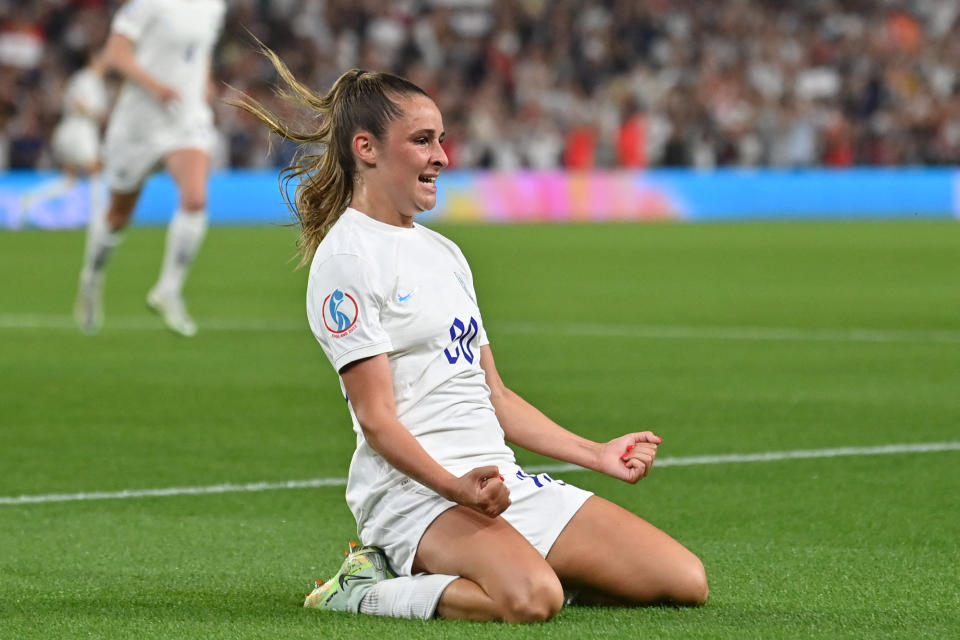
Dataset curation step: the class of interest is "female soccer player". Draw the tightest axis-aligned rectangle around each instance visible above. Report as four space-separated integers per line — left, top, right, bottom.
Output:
23 49 108 227
74 0 226 336
51 49 110 179
235 51 708 623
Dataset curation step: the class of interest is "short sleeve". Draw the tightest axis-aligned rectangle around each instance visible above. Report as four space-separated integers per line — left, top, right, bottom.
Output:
111 0 156 42
307 254 393 372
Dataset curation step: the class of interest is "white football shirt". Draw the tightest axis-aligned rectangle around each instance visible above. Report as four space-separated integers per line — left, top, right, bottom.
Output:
109 0 225 129
52 68 109 166
307 208 516 525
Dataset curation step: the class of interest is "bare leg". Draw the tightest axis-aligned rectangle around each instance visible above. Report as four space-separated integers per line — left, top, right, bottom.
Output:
546 496 708 606
164 148 209 211
413 506 565 622
147 148 211 336
20 171 77 222
154 148 210 294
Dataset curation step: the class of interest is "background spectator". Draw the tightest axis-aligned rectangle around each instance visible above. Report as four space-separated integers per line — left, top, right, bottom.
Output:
2 0 959 171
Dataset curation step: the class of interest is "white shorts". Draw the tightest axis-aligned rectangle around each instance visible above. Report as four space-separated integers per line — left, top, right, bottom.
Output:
359 463 593 576
51 118 100 169
103 107 216 193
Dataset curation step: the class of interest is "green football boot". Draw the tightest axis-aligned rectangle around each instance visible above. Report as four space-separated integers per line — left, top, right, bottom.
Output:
304 542 396 612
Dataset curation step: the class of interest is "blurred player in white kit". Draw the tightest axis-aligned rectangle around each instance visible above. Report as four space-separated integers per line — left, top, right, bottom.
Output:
52 50 110 179
74 0 226 336
22 49 109 224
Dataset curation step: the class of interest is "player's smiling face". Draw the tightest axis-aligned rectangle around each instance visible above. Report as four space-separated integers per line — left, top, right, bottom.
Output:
374 94 448 220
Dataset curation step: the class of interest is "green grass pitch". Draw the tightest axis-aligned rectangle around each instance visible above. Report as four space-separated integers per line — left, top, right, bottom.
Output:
1 219 958 638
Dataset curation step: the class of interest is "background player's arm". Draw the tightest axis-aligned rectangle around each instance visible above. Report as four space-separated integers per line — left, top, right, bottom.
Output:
479 345 661 484
102 31 179 103
340 353 510 517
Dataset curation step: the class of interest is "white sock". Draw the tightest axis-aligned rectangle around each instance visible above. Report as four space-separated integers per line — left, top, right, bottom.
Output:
154 208 207 297
358 574 458 619
88 173 106 221
80 203 121 285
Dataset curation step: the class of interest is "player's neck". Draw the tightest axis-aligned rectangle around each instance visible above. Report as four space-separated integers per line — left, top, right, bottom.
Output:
351 187 414 228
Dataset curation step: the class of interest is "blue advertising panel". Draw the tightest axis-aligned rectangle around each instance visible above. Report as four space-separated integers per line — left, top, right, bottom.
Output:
2 168 957 229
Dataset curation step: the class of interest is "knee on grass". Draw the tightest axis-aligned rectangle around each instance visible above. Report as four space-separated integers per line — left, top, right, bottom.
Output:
497 572 564 623
670 556 709 606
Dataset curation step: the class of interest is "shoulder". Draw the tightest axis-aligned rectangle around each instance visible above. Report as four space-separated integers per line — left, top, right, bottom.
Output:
416 222 465 255
308 215 385 286
195 0 227 27
416 223 471 268
115 0 162 19
307 250 387 314
203 0 228 24
314 210 376 260
112 0 160 34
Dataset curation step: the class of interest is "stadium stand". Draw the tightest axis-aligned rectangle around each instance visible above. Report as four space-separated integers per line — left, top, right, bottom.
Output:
1 0 958 171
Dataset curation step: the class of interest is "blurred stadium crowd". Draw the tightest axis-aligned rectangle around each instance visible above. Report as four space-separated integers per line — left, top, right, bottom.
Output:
2 0 959 171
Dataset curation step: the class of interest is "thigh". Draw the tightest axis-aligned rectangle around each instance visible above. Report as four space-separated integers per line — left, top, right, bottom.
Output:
414 505 562 605
164 148 210 210
546 496 708 606
498 466 592 558
103 134 161 195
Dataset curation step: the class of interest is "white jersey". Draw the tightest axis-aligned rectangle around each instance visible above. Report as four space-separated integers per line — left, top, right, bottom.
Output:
307 208 516 527
109 0 225 131
51 68 109 167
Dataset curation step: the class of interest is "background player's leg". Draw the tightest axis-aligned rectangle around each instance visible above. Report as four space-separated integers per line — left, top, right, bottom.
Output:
87 164 105 221
74 188 139 334
546 496 708 607
411 505 565 622
148 148 210 336
20 173 76 222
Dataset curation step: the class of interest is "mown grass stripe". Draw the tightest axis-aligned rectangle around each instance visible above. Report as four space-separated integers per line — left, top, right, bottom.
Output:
3 441 957 506
2 313 959 344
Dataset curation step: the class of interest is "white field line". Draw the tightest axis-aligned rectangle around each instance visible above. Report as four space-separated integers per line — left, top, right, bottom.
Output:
2 313 959 344
499 322 960 344
2 441 958 507
533 441 960 474
0 314 305 331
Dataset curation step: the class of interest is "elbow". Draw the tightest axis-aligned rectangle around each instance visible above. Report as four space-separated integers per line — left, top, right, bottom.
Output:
101 56 124 78
353 405 393 447
357 420 382 449
99 45 119 72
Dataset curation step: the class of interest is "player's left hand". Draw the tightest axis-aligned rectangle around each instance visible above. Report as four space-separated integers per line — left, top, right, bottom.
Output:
598 431 662 484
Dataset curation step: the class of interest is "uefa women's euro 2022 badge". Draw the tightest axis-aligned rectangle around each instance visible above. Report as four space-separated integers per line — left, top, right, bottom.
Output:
323 289 359 338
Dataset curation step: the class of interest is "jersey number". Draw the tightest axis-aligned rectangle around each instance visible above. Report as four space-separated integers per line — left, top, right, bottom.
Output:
515 470 561 487
444 317 478 364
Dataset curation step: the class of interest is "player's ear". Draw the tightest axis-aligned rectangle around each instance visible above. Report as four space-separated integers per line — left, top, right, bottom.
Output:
352 131 377 166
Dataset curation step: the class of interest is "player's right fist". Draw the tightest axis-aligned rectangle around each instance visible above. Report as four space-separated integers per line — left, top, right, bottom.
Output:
458 466 511 518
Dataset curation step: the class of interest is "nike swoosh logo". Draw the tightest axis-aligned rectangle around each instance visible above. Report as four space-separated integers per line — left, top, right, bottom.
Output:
398 291 415 302
339 573 365 590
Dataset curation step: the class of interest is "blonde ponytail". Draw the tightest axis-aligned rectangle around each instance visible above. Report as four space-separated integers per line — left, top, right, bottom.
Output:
230 48 427 267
